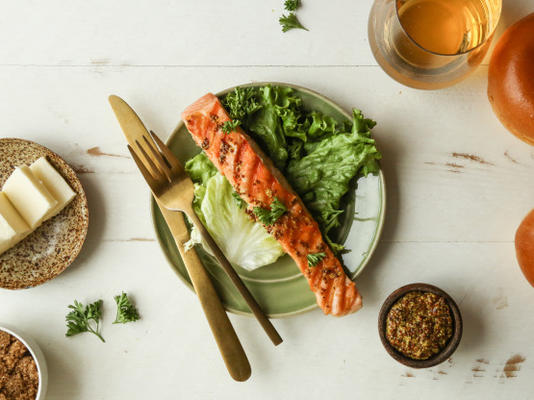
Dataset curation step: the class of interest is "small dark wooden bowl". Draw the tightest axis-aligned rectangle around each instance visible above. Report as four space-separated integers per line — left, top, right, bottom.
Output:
378 283 463 368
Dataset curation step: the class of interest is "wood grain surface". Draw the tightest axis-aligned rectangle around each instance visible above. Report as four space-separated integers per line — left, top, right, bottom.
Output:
0 0 532 399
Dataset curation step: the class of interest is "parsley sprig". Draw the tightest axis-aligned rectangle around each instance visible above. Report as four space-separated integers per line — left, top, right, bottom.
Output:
221 119 241 134
232 191 246 209
65 299 105 342
279 13 307 32
280 0 307 32
253 197 287 225
284 0 300 11
113 292 140 324
307 252 326 267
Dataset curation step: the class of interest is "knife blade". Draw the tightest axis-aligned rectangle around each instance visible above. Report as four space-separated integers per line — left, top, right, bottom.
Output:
109 95 153 149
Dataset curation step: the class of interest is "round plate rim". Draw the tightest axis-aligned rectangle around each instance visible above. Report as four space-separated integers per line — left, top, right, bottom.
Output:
151 81 386 317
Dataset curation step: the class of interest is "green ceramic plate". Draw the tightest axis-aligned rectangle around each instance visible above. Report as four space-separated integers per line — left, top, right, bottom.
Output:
151 82 386 317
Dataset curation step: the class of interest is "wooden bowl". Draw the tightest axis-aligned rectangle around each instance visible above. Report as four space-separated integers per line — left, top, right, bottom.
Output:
0 138 89 289
378 283 463 368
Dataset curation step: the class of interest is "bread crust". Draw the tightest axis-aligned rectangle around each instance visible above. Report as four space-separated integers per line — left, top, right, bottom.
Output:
488 13 534 145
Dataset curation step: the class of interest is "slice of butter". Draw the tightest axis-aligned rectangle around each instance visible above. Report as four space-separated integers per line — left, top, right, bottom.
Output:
3 166 58 229
0 192 31 255
30 157 76 218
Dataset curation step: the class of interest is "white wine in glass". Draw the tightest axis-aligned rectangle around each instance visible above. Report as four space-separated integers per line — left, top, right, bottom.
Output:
368 0 502 89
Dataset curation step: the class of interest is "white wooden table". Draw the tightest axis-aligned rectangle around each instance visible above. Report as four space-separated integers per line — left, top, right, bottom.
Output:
1 1 533 399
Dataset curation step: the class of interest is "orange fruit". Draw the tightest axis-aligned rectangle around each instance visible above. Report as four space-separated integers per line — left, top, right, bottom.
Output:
515 209 534 287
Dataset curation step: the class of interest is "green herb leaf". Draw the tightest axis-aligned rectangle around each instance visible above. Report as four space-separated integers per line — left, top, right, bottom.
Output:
221 119 241 134
253 197 287 225
326 237 350 255
113 292 140 324
279 13 308 32
307 252 326 267
221 87 262 122
65 299 105 342
231 191 246 209
284 0 300 11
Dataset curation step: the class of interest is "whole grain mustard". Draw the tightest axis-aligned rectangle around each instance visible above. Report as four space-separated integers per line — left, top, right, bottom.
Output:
385 291 453 360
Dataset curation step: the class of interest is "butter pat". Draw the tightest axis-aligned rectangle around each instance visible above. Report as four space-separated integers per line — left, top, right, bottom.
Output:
0 192 31 255
30 157 76 218
3 166 58 229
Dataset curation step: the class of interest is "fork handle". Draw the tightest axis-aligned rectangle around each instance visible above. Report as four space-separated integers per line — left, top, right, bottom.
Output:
157 202 251 381
185 208 283 346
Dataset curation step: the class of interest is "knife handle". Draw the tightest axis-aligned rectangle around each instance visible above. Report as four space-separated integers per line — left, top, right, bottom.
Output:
185 208 283 347
157 202 251 382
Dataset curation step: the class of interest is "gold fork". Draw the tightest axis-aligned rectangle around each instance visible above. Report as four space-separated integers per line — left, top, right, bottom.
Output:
125 121 283 347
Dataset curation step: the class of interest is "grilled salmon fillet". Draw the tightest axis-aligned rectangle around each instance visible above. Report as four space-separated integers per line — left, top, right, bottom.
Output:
182 93 362 316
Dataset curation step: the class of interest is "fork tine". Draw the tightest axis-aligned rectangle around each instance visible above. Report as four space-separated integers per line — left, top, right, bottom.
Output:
127 145 160 192
141 134 174 180
150 130 184 173
134 139 167 181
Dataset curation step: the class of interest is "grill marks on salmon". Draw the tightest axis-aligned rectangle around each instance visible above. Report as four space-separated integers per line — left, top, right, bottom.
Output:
182 93 362 316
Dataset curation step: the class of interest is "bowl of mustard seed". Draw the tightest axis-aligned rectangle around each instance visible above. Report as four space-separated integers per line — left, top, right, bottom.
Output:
378 283 463 368
0 325 47 400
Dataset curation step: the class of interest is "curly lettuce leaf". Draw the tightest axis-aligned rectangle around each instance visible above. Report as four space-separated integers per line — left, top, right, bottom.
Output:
286 110 381 241
222 85 306 168
185 152 217 184
185 153 217 222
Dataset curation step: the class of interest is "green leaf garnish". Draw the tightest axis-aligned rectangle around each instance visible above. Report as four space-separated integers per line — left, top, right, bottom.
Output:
231 191 246 209
113 292 140 324
284 0 300 11
307 252 326 267
221 119 241 134
253 197 287 225
279 13 308 32
65 299 105 342
221 87 262 122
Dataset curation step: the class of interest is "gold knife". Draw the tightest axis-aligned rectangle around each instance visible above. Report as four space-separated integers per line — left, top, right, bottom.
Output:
109 95 251 382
